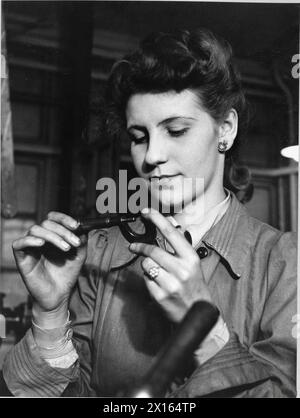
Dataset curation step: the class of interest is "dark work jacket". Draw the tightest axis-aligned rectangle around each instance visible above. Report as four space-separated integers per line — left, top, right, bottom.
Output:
3 193 297 397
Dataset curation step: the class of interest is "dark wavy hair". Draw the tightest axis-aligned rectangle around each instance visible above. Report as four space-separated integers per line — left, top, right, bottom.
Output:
104 28 251 197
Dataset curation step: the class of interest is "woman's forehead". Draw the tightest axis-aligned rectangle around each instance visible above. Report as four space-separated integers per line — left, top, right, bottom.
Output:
126 89 204 126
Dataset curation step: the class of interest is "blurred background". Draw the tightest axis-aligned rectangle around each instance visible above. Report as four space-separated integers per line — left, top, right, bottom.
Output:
0 1 299 367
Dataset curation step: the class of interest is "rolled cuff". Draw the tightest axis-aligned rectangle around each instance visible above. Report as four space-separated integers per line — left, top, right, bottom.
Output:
2 329 79 397
168 332 287 398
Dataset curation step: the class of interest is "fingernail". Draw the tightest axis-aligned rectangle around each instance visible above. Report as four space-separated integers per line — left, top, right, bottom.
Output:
129 243 136 251
71 236 81 246
141 208 150 215
70 220 79 229
61 241 71 250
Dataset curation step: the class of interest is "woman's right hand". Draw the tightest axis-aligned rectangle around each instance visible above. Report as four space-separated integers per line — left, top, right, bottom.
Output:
12 212 87 326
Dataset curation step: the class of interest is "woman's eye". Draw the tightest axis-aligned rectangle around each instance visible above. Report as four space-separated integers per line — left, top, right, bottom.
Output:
129 134 148 144
167 128 189 137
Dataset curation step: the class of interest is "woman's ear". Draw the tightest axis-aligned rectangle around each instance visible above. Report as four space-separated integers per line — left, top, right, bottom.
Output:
217 109 238 151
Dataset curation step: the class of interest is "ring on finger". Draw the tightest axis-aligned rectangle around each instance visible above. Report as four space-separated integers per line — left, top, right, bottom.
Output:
147 266 160 280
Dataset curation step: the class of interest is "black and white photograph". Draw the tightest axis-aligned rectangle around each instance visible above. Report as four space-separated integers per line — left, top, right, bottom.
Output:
0 0 299 399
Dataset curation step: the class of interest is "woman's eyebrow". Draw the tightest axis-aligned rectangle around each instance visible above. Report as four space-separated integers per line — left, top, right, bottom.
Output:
127 124 147 132
127 116 196 131
158 116 197 126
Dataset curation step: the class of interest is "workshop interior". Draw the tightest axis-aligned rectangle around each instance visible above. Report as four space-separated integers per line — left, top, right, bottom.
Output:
0 1 299 371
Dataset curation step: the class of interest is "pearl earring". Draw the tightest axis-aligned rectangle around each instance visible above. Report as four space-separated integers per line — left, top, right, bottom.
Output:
218 140 228 153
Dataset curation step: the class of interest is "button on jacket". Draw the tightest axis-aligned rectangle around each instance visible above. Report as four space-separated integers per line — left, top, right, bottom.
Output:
3 193 297 397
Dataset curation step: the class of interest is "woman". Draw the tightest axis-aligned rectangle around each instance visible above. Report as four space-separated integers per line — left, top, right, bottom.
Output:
3 29 296 397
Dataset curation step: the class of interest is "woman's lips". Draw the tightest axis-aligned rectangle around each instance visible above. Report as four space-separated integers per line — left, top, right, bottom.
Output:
150 175 180 187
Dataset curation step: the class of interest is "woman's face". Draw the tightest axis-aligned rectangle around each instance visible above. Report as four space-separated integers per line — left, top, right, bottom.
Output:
126 89 223 212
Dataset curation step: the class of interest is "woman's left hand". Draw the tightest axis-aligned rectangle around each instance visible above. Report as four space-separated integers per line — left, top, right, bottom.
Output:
129 208 213 323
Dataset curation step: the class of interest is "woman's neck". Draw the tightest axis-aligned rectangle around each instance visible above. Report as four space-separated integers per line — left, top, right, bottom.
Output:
173 186 227 229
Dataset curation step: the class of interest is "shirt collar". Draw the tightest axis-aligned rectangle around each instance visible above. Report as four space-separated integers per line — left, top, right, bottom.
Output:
166 190 231 248
202 191 252 279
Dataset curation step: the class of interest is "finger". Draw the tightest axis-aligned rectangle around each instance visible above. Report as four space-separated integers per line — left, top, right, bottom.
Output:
13 236 45 251
141 257 181 294
130 242 180 273
144 276 167 302
27 224 71 251
47 211 79 230
12 236 45 262
141 208 192 257
141 256 159 271
141 256 160 280
40 219 81 247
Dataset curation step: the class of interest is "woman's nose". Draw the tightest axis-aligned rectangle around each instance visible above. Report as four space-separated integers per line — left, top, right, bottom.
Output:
144 135 168 166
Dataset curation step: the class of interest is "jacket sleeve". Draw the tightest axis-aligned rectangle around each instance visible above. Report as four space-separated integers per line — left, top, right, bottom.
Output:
61 256 100 397
2 229 108 397
168 232 297 398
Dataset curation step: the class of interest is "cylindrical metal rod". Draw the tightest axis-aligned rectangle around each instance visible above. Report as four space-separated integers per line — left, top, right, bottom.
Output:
130 301 220 398
75 214 139 235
